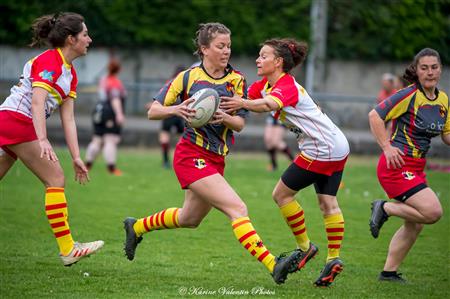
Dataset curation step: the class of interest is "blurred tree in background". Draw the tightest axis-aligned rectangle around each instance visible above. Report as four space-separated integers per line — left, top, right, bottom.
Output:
328 0 450 62
0 0 448 63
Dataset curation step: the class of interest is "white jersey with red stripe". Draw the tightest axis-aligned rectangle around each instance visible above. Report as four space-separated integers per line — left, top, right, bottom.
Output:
248 74 349 161
0 48 78 119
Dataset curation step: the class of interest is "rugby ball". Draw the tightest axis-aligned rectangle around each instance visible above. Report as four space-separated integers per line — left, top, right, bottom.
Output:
188 88 220 128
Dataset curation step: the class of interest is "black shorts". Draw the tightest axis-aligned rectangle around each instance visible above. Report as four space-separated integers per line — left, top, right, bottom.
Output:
92 101 122 136
93 118 122 136
162 116 184 134
281 162 343 196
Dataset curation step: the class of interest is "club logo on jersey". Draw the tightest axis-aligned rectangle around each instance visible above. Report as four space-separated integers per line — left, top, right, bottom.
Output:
39 70 55 82
402 171 415 180
439 105 446 118
225 82 235 93
194 158 207 169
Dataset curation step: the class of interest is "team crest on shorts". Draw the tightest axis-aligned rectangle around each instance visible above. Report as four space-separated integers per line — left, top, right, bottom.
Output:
193 158 207 169
402 171 415 180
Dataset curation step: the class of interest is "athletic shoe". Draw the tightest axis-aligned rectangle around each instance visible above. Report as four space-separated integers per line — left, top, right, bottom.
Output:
314 258 344 287
271 250 303 284
289 242 319 273
110 169 123 176
60 240 104 266
369 200 389 238
123 217 143 261
379 272 407 283
266 164 277 172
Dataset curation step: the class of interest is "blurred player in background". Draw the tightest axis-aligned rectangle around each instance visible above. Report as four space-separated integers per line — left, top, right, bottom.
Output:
264 114 294 171
145 65 185 169
85 58 126 175
123 23 303 284
221 38 350 287
0 12 103 266
368 48 449 283
376 73 397 104
394 74 409 91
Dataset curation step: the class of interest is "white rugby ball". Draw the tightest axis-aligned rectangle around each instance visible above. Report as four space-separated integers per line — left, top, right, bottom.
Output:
188 88 220 128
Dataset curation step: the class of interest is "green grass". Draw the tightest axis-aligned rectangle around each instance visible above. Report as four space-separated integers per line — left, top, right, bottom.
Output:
1 149 449 298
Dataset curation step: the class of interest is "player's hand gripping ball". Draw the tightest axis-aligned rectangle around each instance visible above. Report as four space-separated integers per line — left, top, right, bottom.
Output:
188 88 220 128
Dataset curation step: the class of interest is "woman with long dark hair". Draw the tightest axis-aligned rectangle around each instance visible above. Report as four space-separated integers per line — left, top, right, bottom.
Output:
368 48 449 282
0 12 104 266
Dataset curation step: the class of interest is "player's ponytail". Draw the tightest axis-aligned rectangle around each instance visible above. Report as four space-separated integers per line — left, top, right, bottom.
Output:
403 48 441 84
30 12 84 48
263 38 308 73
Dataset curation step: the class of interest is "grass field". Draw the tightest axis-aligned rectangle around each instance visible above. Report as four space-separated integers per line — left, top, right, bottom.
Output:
0 149 449 298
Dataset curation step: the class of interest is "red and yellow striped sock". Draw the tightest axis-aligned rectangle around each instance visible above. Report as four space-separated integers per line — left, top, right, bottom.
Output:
280 200 310 251
232 216 276 272
324 213 344 261
45 187 74 255
133 208 180 236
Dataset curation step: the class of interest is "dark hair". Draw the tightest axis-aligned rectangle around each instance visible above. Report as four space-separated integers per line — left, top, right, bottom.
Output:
263 38 308 73
403 48 441 84
193 23 231 59
396 74 409 89
30 12 85 48
108 59 121 75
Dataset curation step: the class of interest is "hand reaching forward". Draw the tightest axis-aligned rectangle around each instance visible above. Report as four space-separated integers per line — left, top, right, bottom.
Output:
39 138 59 161
73 158 90 184
220 95 244 114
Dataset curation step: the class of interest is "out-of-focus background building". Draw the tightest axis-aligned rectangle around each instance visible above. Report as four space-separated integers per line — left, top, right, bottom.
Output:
1 0 449 156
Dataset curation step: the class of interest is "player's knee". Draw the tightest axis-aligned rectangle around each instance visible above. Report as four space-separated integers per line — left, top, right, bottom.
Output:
318 200 339 215
228 201 248 219
236 202 248 218
424 208 442 224
272 189 285 204
44 169 65 187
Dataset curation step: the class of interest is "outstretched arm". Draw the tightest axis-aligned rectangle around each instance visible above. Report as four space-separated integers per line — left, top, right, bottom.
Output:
220 95 279 113
60 99 89 184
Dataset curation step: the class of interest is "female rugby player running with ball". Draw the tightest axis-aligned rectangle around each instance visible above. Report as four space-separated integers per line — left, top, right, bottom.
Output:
123 24 303 285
